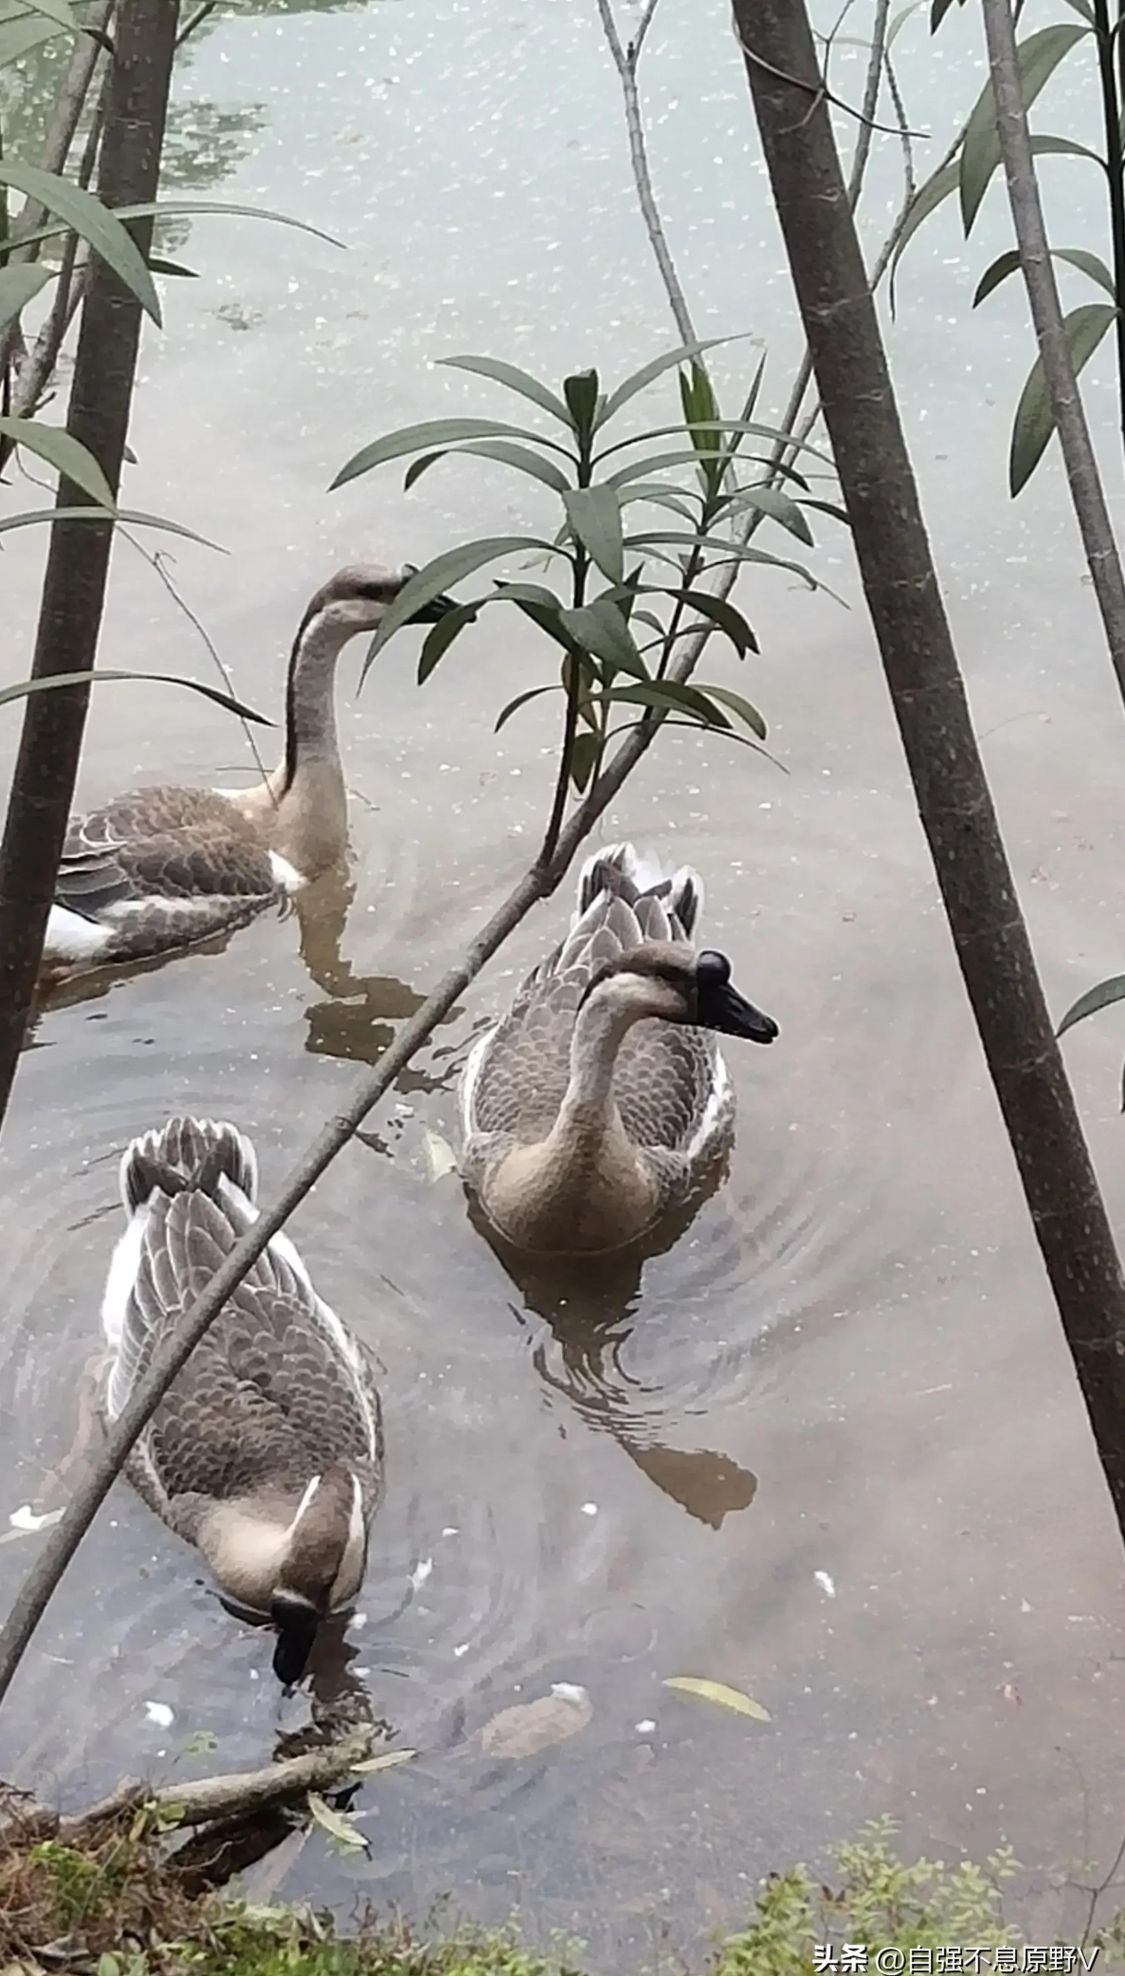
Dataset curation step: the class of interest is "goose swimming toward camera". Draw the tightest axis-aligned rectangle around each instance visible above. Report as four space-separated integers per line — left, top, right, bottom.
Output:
459 843 779 1254
46 564 456 968
100 1115 384 1685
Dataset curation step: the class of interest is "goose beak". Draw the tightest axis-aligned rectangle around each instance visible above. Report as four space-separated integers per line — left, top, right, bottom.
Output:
708 981 779 1045
271 1596 319 1686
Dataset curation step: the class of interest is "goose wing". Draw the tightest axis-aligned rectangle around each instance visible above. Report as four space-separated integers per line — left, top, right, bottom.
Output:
58 788 278 920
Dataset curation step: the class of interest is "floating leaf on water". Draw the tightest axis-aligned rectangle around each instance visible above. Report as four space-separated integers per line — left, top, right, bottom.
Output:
420 1130 457 1183
350 1748 417 1775
307 1792 368 1852
7 1503 63 1533
480 1682 593 1758
663 1676 771 1722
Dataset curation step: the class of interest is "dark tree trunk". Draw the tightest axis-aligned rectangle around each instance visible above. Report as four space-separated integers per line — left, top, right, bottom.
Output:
734 0 1125 1533
0 0 179 1128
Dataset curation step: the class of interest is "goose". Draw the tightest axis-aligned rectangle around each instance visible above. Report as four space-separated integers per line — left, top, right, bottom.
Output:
458 843 779 1255
46 563 455 968
100 1114 383 1685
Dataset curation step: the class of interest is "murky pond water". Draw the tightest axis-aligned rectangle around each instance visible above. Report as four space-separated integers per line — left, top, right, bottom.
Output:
2 0 1125 1965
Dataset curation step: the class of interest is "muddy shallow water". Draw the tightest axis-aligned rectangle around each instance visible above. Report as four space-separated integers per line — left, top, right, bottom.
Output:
2 0 1125 1966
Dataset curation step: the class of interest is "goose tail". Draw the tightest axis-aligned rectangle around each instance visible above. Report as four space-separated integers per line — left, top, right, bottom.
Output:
118 1115 259 1215
574 841 705 938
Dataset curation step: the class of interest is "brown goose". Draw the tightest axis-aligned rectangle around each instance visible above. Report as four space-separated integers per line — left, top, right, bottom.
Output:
46 564 454 966
458 843 779 1255
100 1115 383 1686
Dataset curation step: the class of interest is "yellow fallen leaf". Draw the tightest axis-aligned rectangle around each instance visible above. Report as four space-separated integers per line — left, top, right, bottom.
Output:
663 1676 771 1722
307 1792 368 1853
351 1748 416 1775
420 1129 458 1183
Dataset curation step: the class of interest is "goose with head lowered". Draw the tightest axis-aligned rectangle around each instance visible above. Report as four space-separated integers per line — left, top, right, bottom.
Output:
459 843 778 1255
46 564 455 968
100 1115 383 1686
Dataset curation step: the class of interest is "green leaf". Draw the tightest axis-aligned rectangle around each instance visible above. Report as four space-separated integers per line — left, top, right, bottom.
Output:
438 354 573 427
694 681 767 739
603 680 733 728
416 600 479 684
307 1793 368 1854
618 484 700 522
728 484 815 545
598 420 834 466
563 369 600 442
0 505 219 545
974 245 1116 307
663 1675 771 1723
0 668 269 720
0 415 113 506
97 1955 120 1976
563 485 624 583
350 1748 417 1775
0 13 62 64
799 497 851 526
558 597 648 679
1057 973 1125 1038
568 729 602 792
1009 302 1116 494
361 537 543 677
0 261 51 331
110 198 342 247
930 0 965 25
680 362 723 494
333 419 567 489
606 448 725 488
148 256 197 278
0 162 160 324
626 530 817 589
675 589 759 656
599 338 740 426
890 161 961 306
494 683 560 731
403 439 570 495
960 25 1088 235
888 0 923 44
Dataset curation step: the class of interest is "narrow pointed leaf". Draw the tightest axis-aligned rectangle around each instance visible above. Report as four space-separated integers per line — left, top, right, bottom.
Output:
603 681 733 728
333 422 567 490
1010 303 1116 494
559 598 648 679
361 538 546 677
307 1794 367 1853
626 530 817 588
0 416 113 506
890 161 961 309
599 338 740 426
148 256 197 278
350 1748 417 1775
663 1676 771 1722
0 668 269 720
695 682 767 739
0 15 62 63
0 262 51 330
728 484 814 545
568 729 602 792
1057 973 1125 1037
607 448 725 488
564 485 624 583
0 505 219 544
0 162 160 323
675 589 759 656
960 26 1087 235
598 420 835 466
799 497 851 526
618 485 700 521
974 244 1116 307
404 439 569 494
563 369 600 441
494 683 560 731
417 601 479 684
931 0 965 24
438 354 573 427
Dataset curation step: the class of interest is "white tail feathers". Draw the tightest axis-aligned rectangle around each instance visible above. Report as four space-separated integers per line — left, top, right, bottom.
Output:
574 841 705 938
118 1115 259 1215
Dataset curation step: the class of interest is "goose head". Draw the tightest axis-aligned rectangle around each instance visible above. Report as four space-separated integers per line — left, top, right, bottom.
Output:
296 561 458 642
579 941 779 1043
269 1463 370 1686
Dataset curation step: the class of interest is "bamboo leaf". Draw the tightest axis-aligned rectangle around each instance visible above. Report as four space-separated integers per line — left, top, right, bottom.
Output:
333 420 567 490
494 683 561 731
0 505 220 545
974 245 1116 306
361 537 541 676
602 680 733 728
960 25 1088 235
2 198 344 261
799 497 851 526
890 161 961 309
1057 973 1125 1038
727 484 815 545
674 589 759 656
564 485 624 583
599 338 740 426
606 448 725 488
0 415 113 506
307 1793 367 1854
1010 302 1116 494
0 162 160 323
417 601 479 685
694 681 767 739
438 354 573 427
0 668 269 720
0 262 51 331
663 1676 771 1722
403 439 570 495
598 420 834 466
626 529 817 588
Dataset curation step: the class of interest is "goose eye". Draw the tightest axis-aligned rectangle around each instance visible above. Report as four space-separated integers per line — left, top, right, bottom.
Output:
696 949 731 988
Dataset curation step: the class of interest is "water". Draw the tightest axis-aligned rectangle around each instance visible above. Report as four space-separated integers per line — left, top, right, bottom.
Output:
2 0 1124 1965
